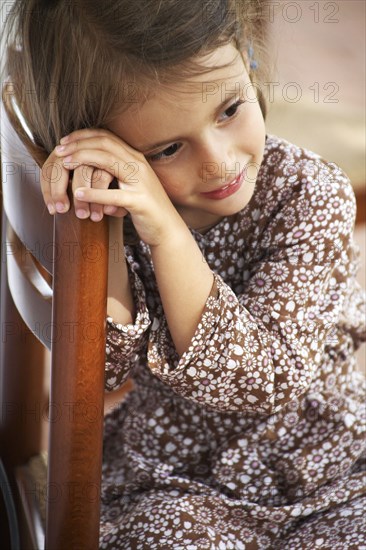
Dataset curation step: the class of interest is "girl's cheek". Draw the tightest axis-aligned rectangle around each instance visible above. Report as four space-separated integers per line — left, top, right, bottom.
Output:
154 168 179 192
154 161 193 199
161 178 186 199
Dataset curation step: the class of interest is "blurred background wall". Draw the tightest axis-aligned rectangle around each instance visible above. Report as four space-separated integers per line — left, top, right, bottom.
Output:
264 0 365 370
265 0 365 211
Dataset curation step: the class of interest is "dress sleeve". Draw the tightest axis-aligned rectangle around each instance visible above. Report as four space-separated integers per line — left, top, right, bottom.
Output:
147 161 360 413
105 248 151 391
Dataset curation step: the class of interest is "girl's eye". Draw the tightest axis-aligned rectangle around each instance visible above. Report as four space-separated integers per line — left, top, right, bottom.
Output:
147 143 181 162
146 99 244 162
219 99 245 121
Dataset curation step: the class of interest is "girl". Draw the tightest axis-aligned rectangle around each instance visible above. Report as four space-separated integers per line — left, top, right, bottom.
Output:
3 1 366 548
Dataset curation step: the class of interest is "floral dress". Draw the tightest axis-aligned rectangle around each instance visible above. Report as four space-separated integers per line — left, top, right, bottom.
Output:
99 134 366 549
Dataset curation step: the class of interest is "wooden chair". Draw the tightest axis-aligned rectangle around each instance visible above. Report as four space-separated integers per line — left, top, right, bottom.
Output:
0 98 109 549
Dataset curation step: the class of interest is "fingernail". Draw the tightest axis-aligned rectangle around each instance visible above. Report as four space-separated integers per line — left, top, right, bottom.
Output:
90 212 102 222
55 145 66 153
56 202 67 213
104 205 117 214
63 155 73 163
47 203 55 215
60 135 70 144
74 190 84 198
76 209 88 219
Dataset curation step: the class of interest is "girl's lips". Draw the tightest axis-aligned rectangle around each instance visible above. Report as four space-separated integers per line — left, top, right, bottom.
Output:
200 169 245 200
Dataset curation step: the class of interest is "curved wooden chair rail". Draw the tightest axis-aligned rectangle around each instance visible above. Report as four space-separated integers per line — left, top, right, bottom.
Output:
0 101 109 549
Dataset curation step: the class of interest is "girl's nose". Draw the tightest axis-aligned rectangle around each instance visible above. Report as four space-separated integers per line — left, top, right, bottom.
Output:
197 138 235 183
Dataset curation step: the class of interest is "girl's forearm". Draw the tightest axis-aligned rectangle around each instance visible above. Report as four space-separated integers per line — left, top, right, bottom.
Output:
107 217 135 325
150 223 214 357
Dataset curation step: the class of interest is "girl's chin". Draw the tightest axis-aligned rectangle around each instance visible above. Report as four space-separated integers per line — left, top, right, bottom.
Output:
176 184 256 228
202 189 255 217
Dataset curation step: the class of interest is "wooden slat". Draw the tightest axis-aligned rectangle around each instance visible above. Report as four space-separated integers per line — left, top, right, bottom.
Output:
15 466 45 550
0 211 46 470
6 225 52 349
1 101 54 275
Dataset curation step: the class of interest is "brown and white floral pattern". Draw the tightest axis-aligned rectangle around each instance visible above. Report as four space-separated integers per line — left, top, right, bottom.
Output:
100 135 366 549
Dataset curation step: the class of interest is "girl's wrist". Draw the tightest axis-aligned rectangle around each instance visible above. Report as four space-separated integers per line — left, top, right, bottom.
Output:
149 211 189 251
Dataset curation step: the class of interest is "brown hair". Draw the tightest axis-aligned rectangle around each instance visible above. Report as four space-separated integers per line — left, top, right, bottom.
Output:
2 0 269 165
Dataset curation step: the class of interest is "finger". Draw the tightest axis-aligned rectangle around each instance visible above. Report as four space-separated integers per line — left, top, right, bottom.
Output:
72 165 93 219
74 187 129 209
59 128 113 145
61 150 140 186
56 131 143 161
40 153 70 214
104 205 129 217
89 168 114 222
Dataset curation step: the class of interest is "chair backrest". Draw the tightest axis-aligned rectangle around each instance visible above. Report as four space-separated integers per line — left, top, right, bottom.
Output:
0 100 109 549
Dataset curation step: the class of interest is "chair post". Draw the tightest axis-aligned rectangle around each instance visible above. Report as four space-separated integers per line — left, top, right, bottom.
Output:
45 211 108 550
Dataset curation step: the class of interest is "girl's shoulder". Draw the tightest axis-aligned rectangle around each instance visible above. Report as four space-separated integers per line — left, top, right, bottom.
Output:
230 133 357 252
257 133 354 208
261 133 351 187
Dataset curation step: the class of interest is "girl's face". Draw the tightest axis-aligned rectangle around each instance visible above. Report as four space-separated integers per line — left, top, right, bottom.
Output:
108 44 266 231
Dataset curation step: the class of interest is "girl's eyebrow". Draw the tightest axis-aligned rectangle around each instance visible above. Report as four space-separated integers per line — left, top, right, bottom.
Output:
140 89 240 152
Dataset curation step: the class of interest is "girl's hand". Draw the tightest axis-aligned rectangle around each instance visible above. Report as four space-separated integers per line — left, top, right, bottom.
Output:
53 128 185 246
40 143 126 221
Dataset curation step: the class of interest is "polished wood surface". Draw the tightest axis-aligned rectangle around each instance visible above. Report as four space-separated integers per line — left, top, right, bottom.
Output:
355 189 366 225
47 210 108 549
